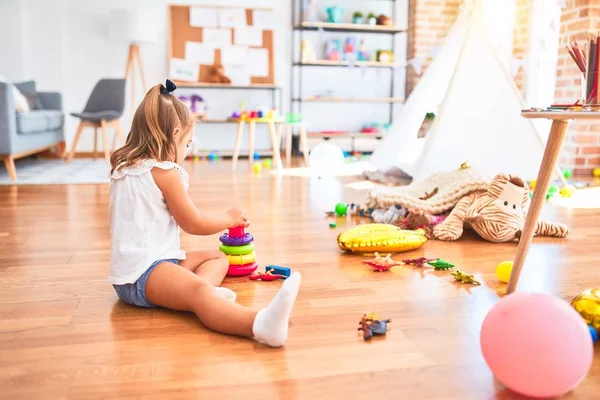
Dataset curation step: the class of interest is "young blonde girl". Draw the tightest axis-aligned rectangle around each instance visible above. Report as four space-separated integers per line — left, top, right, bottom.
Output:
109 80 301 347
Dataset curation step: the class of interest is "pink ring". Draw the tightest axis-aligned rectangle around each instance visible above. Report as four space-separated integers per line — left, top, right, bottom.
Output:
227 262 258 276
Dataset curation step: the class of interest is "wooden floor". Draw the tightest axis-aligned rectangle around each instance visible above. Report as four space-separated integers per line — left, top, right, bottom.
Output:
1 159 599 400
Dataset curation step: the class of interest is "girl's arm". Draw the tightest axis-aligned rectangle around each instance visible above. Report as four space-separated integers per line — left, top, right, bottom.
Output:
152 168 246 235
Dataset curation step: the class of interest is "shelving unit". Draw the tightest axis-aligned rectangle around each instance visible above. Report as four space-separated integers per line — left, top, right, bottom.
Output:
290 0 408 153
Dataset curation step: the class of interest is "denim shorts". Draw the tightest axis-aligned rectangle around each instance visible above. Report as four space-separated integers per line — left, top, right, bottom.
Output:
113 259 179 308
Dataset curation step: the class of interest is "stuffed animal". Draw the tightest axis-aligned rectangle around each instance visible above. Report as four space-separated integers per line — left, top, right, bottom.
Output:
433 173 570 243
206 64 231 84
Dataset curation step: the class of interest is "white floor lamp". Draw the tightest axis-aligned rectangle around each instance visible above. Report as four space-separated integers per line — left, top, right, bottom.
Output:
109 9 157 114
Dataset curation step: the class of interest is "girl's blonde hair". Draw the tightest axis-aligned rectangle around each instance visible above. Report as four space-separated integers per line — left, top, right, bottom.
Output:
110 83 194 174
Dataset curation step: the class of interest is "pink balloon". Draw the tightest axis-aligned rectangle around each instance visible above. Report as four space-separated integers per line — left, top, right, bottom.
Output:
481 292 593 398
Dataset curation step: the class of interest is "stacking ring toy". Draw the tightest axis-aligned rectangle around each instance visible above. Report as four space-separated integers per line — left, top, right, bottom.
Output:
228 251 256 265
227 262 258 276
219 233 254 246
219 243 255 255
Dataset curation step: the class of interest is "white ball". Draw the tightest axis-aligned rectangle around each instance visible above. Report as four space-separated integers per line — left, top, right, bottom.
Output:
308 142 345 170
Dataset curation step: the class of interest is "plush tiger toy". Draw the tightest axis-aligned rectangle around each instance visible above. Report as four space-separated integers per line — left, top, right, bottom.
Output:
432 173 570 243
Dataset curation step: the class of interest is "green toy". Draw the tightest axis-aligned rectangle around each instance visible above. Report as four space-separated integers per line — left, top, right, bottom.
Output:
563 169 573 179
546 184 559 199
329 222 337 228
426 258 455 270
335 202 348 216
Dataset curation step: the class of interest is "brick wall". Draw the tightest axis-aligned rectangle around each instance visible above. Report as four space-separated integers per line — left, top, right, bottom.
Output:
513 0 531 96
556 0 600 175
406 0 461 97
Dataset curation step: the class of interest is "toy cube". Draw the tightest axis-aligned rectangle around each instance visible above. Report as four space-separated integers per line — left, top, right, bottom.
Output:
265 265 291 277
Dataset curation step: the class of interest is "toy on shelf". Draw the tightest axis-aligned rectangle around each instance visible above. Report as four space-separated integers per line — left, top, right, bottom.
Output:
362 252 401 272
337 224 427 254
450 270 481 285
206 64 231 84
326 39 343 61
301 39 316 63
357 39 369 61
367 12 377 25
376 14 393 26
326 6 343 23
376 50 394 62
563 168 573 179
252 162 262 174
352 11 363 24
358 312 391 340
262 159 272 169
304 0 318 22
219 226 258 276
344 37 358 61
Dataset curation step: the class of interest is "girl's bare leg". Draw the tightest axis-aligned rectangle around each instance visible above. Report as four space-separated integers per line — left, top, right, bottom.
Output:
145 261 301 347
179 250 228 286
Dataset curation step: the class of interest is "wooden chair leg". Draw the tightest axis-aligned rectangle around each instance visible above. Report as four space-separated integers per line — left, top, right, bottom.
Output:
247 121 256 171
299 125 310 165
285 125 293 165
231 120 245 172
267 121 283 170
93 128 98 160
3 156 17 181
112 120 126 151
100 119 110 163
66 121 86 163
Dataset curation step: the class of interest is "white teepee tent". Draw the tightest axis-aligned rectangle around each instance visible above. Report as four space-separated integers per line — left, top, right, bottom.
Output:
368 0 562 183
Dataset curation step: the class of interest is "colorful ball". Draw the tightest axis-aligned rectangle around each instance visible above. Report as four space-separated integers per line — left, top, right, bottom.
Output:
208 153 217 161
481 292 593 398
529 179 537 190
335 202 348 216
593 167 600 178
253 152 261 160
253 162 262 173
588 325 598 343
560 185 576 198
546 184 559 199
495 261 513 283
563 168 573 179
262 158 272 168
570 288 600 330
329 222 336 228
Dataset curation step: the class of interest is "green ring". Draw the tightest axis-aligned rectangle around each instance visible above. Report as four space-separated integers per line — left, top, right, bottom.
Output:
219 243 255 255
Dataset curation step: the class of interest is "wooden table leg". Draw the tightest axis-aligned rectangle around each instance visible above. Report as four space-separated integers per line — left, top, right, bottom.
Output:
247 121 256 171
506 119 569 293
285 125 293 165
231 120 245 172
267 121 283 170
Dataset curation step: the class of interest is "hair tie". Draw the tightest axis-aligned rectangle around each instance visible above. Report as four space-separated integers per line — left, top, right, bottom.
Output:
159 79 177 94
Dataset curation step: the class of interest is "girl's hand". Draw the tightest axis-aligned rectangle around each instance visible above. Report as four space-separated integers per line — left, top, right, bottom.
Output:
227 208 249 228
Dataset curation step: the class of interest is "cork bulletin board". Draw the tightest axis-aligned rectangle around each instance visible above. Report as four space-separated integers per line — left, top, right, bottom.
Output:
168 5 275 86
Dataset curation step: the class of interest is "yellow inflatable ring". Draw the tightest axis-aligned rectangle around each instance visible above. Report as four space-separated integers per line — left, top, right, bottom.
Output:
228 251 256 265
337 223 427 253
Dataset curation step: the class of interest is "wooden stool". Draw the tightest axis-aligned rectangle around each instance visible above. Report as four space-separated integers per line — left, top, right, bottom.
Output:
281 122 309 166
231 119 284 172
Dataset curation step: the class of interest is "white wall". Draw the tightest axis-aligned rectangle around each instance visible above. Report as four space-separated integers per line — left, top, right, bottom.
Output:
2 0 408 154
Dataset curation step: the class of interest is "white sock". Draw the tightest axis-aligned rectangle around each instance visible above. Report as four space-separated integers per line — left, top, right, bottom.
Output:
252 272 302 347
214 287 237 302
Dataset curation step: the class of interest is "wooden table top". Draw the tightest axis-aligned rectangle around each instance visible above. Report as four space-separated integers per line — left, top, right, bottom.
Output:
522 110 600 120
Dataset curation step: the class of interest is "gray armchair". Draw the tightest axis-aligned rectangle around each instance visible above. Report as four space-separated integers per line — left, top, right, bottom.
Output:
0 81 65 181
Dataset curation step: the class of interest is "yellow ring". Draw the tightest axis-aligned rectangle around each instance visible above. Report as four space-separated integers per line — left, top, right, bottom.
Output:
228 251 256 265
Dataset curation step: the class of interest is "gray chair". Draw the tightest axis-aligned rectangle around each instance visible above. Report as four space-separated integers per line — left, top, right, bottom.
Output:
0 80 65 181
66 79 126 163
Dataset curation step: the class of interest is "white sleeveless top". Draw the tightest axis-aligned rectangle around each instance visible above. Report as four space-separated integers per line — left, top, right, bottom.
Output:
108 159 189 285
